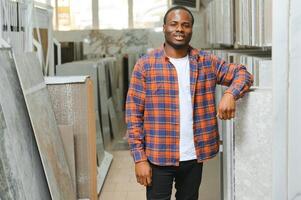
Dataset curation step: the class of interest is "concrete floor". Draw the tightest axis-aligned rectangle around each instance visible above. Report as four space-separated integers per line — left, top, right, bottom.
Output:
99 150 145 200
99 150 221 200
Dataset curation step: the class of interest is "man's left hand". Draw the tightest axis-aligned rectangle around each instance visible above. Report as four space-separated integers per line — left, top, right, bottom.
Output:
217 93 236 120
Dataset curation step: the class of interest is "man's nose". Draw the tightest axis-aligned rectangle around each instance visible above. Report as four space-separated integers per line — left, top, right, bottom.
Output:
176 25 184 32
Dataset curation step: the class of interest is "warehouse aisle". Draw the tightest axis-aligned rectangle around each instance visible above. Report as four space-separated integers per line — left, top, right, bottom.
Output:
99 150 220 200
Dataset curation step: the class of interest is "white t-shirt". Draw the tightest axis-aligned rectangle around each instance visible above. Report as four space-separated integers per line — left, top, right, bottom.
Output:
169 55 197 161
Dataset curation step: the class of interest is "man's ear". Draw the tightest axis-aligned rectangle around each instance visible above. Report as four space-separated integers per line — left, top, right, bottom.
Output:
163 24 166 33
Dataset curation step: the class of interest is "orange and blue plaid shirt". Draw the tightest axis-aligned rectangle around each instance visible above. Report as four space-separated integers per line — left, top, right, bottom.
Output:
126 45 253 166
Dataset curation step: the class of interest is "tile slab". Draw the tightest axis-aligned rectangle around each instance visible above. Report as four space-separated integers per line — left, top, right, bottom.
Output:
13 52 75 200
0 49 50 199
234 89 272 200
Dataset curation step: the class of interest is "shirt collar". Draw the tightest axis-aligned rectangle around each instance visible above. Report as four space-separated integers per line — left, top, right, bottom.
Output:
159 43 199 62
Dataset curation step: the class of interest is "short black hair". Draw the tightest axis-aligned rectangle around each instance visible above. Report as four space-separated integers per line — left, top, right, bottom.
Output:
163 6 194 25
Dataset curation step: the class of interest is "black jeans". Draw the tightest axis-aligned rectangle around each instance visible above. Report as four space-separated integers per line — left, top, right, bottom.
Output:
146 159 203 200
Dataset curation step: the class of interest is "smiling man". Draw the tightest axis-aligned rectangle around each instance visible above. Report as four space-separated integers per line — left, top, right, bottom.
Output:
126 6 253 200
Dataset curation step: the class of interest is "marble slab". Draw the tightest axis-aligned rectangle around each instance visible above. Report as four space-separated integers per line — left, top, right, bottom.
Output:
83 29 148 57
13 52 75 200
234 89 272 200
0 49 50 199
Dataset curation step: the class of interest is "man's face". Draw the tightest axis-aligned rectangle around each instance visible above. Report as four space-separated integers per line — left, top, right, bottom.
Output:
163 9 193 50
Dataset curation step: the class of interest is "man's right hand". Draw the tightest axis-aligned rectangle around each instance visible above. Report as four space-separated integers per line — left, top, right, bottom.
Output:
135 161 152 186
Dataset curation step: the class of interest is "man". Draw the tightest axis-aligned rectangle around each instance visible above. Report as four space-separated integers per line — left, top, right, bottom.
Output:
125 6 253 200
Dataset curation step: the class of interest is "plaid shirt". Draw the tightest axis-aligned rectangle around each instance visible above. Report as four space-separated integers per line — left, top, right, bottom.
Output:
126 45 253 166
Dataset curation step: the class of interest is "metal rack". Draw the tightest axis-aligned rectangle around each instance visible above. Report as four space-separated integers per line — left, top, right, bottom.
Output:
0 0 56 75
204 0 273 199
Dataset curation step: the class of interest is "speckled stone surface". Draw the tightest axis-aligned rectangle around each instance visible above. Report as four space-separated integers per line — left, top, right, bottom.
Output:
46 77 98 199
56 60 111 151
234 89 272 200
0 49 50 199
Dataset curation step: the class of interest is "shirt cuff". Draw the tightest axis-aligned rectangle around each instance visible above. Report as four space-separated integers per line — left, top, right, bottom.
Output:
224 87 240 100
131 149 148 163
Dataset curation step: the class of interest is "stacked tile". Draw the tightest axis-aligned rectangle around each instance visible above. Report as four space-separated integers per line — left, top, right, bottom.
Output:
57 57 128 146
209 49 273 199
56 61 107 159
236 55 271 87
100 57 125 139
211 49 271 87
207 0 272 47
116 55 126 110
46 76 98 200
235 0 272 46
102 57 122 113
96 60 112 146
207 0 234 45
13 52 76 199
0 48 50 199
95 57 124 141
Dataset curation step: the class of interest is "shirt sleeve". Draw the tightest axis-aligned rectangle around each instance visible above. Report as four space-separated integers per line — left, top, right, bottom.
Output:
210 54 254 100
125 60 148 163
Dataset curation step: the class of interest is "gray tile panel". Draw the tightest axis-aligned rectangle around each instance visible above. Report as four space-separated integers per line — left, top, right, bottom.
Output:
56 60 110 154
234 89 272 200
56 61 99 111
0 49 50 200
13 52 75 200
46 77 98 199
97 60 112 146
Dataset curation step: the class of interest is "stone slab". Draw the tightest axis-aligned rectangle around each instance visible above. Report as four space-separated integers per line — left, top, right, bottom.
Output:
0 49 50 200
108 98 120 139
234 89 272 200
97 151 113 193
56 61 108 152
97 61 112 146
56 61 99 112
46 77 98 200
13 52 75 200
58 125 76 192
